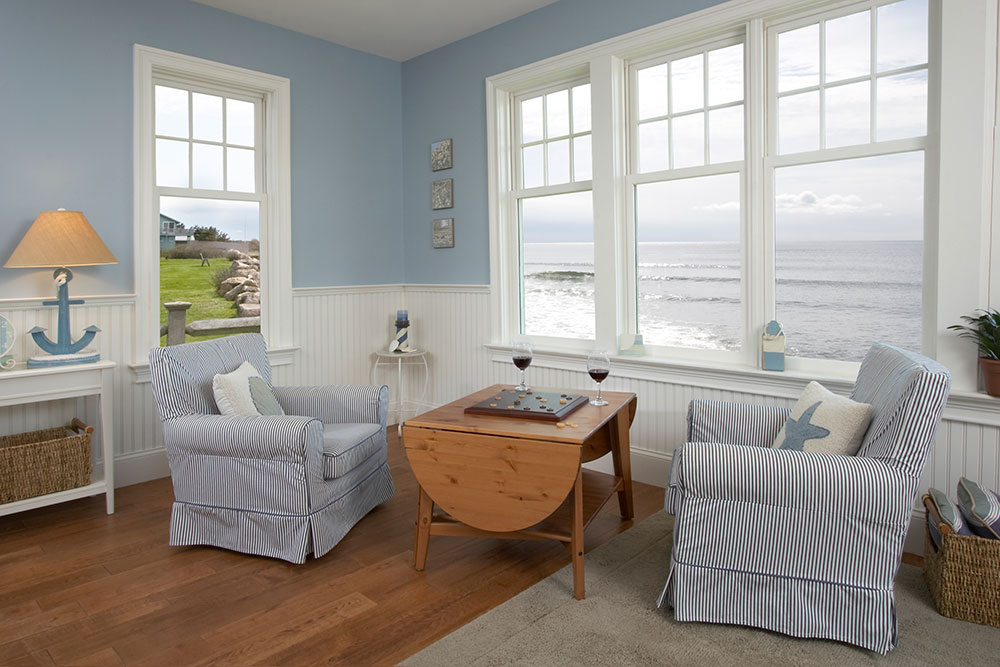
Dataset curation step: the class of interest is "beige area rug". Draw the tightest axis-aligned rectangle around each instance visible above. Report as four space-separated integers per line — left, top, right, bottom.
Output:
402 512 999 666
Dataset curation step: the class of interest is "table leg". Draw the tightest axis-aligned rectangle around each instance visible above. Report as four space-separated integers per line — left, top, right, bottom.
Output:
101 367 115 514
396 357 404 437
571 467 585 600
414 484 433 571
610 410 634 520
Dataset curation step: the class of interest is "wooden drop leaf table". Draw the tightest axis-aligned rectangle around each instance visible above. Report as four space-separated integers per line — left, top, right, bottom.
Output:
401 384 637 600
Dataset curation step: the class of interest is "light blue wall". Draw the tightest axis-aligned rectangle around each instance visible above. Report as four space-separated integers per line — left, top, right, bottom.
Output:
0 0 404 297
400 0 726 284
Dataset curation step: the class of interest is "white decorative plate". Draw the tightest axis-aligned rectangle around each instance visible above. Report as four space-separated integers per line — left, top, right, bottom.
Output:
0 314 15 370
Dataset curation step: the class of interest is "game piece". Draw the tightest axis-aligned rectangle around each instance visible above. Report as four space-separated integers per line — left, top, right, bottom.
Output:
559 398 567 404
490 403 497 407
556 422 566 428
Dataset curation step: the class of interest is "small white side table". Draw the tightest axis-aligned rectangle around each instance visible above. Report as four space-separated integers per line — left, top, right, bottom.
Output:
371 349 429 436
0 361 116 516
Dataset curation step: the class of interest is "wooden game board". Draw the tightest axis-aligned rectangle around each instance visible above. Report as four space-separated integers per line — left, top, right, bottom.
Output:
464 387 588 421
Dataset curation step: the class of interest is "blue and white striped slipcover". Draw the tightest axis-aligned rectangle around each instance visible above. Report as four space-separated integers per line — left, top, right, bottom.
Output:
659 344 951 654
149 334 395 564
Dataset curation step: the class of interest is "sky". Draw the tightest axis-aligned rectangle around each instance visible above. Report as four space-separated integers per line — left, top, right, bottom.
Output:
160 196 259 241
520 0 928 244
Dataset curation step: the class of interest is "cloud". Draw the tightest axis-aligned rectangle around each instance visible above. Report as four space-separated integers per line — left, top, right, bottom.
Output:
774 191 884 215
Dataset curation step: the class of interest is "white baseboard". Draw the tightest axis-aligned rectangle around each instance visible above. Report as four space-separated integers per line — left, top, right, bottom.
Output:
113 448 171 488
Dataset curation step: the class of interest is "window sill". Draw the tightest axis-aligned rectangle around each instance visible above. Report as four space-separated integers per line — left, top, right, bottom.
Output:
485 343 858 398
484 343 1000 426
129 345 300 384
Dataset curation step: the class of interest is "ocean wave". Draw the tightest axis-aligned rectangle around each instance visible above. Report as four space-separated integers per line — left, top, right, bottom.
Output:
640 293 740 304
527 271 594 281
638 263 737 269
638 275 739 283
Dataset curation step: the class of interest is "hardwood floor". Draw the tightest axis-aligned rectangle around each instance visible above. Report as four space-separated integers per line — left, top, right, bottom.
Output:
0 429 665 666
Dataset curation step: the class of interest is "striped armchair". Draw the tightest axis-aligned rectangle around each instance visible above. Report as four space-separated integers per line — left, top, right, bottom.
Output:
149 334 394 564
658 344 951 654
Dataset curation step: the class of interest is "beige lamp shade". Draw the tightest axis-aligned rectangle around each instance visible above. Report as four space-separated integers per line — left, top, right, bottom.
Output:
4 210 118 268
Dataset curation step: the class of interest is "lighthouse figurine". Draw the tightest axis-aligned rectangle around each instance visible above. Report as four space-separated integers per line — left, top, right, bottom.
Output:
762 320 785 371
389 310 410 353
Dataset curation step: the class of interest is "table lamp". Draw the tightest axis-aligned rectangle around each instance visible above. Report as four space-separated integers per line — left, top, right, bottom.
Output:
4 209 118 367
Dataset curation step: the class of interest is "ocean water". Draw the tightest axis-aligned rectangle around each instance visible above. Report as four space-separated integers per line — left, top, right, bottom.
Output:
522 240 922 362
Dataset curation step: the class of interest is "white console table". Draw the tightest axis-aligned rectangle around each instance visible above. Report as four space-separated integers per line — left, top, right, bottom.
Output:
0 361 116 516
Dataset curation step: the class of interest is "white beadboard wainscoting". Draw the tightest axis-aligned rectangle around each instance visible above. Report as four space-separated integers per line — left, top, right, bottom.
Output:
3 285 1000 555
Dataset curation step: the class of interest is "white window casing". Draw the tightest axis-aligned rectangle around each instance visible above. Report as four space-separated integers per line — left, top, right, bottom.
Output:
485 0 995 387
132 45 294 372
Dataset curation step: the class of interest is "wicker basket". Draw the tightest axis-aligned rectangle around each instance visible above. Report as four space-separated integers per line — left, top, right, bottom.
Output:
921 494 1000 627
0 422 92 504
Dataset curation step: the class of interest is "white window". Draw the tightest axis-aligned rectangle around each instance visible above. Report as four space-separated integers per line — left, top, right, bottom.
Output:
513 80 595 342
767 0 928 364
628 39 746 359
488 0 932 370
154 81 263 345
133 46 293 364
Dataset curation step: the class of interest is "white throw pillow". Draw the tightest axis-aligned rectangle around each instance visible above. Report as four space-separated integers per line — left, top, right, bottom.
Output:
772 381 872 456
212 361 284 417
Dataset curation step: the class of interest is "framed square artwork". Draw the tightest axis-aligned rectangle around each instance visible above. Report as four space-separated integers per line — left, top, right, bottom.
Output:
431 138 453 171
432 218 454 248
432 178 453 210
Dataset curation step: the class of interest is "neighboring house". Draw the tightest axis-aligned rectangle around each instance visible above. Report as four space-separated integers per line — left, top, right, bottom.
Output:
159 213 189 250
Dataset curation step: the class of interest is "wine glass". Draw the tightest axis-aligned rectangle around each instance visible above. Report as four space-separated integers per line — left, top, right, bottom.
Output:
512 341 533 391
587 349 610 406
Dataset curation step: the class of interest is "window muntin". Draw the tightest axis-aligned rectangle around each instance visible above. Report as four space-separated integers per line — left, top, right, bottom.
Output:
635 42 745 173
517 83 592 188
774 0 929 154
154 85 259 193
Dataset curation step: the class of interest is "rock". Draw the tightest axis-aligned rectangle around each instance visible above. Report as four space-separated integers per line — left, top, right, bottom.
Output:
232 268 254 278
236 291 260 305
224 281 252 300
237 303 261 318
218 277 246 296
226 250 251 261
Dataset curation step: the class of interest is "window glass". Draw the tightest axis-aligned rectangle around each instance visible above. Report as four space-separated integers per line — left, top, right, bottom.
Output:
520 191 595 339
635 173 741 351
517 83 592 189
155 83 264 347
159 197 260 345
774 152 923 361
776 1 927 154
636 42 744 172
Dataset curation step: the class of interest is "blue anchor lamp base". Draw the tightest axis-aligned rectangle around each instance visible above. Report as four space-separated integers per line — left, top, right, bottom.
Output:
27 268 101 368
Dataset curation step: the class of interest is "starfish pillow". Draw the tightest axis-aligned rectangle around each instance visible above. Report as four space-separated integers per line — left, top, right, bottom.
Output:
772 381 873 456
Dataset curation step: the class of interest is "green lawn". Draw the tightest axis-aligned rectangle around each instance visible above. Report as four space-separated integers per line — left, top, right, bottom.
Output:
159 258 241 345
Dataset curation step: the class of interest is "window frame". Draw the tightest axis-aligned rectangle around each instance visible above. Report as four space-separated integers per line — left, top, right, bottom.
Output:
764 1 931 373
133 45 294 368
625 33 751 365
511 76 597 348
488 0 941 376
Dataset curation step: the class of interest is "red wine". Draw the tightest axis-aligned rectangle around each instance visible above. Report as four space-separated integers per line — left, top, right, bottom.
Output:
513 356 532 370
589 368 609 382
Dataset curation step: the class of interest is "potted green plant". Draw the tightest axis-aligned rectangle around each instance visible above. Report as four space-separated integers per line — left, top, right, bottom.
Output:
948 309 1000 397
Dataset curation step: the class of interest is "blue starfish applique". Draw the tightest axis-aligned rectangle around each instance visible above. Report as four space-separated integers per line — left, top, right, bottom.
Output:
778 401 830 450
